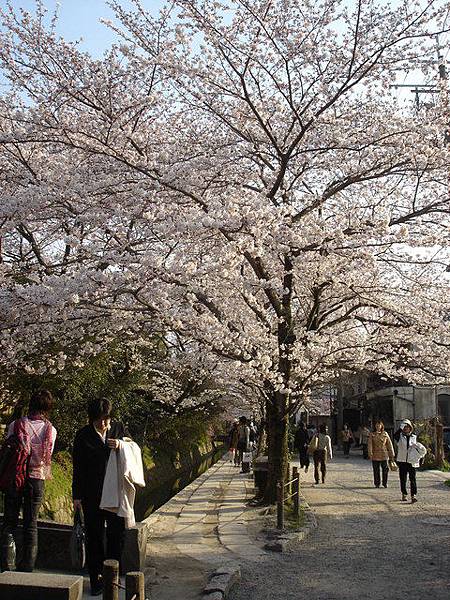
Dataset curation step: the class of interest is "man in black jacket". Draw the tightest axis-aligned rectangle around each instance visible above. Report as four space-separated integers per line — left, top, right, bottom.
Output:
294 421 311 472
72 398 128 596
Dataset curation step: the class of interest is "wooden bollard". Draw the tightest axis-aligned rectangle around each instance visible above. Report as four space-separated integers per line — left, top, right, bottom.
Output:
103 559 119 600
291 465 297 495
293 466 300 517
126 571 145 600
276 480 284 530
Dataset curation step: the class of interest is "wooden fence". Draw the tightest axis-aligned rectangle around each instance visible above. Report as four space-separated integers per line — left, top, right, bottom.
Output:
276 465 300 530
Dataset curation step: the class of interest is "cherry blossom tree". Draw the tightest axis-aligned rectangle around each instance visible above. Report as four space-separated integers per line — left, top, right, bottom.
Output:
1 0 450 500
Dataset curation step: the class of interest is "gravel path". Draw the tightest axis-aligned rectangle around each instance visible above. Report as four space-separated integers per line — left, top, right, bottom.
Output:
229 452 450 600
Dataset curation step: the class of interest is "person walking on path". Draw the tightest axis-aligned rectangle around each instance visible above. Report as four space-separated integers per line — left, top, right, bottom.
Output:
393 419 427 504
294 421 310 473
72 397 129 596
0 389 57 573
228 420 239 465
307 423 316 439
236 416 250 469
368 420 395 488
341 424 354 458
360 424 371 459
310 424 333 484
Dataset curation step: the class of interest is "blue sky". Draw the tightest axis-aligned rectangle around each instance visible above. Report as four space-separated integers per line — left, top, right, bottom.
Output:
7 1 166 56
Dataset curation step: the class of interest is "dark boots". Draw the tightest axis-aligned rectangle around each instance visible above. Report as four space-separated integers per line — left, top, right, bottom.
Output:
17 542 38 572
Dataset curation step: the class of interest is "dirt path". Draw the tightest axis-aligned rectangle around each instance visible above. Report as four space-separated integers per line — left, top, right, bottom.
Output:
229 453 450 600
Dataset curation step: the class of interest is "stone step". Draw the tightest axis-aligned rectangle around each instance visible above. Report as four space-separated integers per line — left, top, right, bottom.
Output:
0 571 83 600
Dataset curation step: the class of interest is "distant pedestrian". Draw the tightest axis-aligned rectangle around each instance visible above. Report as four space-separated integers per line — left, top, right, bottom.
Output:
368 420 395 488
248 420 258 448
228 420 239 465
341 424 354 458
294 422 310 473
309 424 333 484
360 425 371 459
236 416 250 469
355 426 362 447
307 423 316 440
394 419 427 504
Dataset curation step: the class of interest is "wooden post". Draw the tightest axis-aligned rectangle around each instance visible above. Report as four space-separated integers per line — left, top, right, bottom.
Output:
126 572 145 600
276 480 284 530
290 466 296 495
436 421 444 469
103 559 119 600
293 466 299 517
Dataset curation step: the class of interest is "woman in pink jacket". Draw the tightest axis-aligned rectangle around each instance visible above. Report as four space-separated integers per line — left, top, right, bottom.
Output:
0 390 56 572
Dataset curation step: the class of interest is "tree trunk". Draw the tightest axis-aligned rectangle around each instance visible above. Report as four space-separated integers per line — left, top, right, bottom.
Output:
263 392 289 504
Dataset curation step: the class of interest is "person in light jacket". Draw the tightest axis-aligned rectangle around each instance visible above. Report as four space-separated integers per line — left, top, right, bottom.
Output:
393 419 426 504
311 423 333 484
368 420 395 488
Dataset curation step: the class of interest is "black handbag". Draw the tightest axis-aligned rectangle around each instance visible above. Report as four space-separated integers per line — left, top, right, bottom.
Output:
70 506 86 570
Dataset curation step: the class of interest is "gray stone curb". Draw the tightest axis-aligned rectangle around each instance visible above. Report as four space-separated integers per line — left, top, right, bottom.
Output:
202 566 241 600
264 492 317 552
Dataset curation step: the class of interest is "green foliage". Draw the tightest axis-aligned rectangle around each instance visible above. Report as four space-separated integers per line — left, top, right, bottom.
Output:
39 451 73 522
444 479 450 487
441 459 450 472
415 421 449 471
0 340 224 451
1 344 150 448
0 339 228 523
421 452 436 469
284 498 305 531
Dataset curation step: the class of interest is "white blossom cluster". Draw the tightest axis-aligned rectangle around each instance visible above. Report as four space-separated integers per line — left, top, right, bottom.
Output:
0 0 449 416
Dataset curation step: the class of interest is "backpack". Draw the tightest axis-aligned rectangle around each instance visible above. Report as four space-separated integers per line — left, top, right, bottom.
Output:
0 419 31 492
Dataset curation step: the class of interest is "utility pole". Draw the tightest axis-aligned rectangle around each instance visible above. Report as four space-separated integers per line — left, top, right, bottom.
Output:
391 35 448 110
393 40 448 469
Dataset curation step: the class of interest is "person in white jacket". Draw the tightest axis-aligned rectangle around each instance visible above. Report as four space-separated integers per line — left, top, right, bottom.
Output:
311 423 333 485
394 419 426 504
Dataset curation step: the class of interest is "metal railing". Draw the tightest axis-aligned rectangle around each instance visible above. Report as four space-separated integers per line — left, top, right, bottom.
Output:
276 466 300 530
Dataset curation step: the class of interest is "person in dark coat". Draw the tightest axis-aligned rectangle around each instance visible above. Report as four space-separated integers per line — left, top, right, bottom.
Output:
72 398 128 596
294 422 310 472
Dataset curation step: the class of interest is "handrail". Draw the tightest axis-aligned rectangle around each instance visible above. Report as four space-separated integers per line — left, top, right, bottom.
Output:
283 477 297 488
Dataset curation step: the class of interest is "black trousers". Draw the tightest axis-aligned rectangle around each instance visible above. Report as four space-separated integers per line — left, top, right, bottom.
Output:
343 441 351 456
299 447 310 469
82 502 125 586
398 462 417 496
372 460 389 487
362 443 369 459
313 449 326 483
1 478 44 572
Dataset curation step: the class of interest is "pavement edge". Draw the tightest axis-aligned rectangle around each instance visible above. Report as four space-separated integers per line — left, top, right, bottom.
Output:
202 565 241 600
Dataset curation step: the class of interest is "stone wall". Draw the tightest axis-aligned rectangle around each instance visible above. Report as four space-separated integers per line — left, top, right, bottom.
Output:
32 439 222 525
